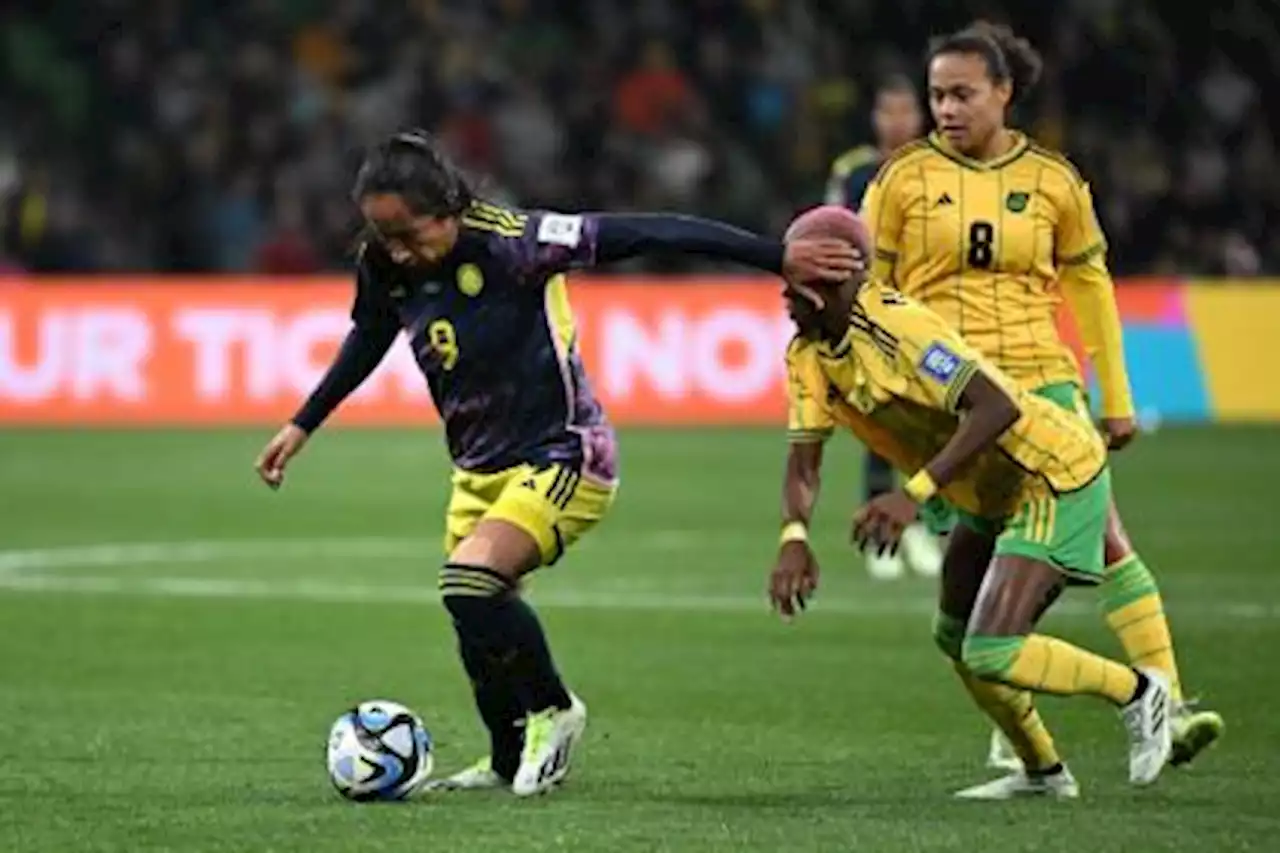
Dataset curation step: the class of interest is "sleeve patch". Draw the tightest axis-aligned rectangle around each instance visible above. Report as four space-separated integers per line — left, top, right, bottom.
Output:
919 342 964 384
537 214 584 248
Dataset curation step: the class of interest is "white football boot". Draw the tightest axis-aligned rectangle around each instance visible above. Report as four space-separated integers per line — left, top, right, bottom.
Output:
1121 667 1173 785
866 549 906 580
512 693 587 797
986 729 1023 772
422 756 506 792
955 765 1079 800
900 523 943 578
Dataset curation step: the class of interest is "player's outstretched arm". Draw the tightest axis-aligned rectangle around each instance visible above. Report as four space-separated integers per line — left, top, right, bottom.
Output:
770 441 825 618
853 371 1020 553
254 323 398 489
593 214 860 283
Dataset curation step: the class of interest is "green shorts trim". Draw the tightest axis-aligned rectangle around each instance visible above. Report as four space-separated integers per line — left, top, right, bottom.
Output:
952 381 1108 579
993 467 1111 581
954 469 1110 581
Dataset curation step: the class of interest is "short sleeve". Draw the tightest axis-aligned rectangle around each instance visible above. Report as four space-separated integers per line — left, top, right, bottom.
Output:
879 302 983 414
1055 179 1107 266
859 169 905 284
786 341 835 442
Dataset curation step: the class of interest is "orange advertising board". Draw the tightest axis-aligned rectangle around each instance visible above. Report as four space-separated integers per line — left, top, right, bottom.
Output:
0 278 803 425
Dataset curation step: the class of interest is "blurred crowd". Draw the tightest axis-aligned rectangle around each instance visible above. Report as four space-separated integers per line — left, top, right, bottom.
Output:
1 0 1277 276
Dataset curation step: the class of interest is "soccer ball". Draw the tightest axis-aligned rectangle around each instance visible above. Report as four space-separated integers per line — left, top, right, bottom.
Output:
326 700 434 801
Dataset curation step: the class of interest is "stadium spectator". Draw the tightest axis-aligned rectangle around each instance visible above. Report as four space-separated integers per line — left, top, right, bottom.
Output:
0 0 1276 275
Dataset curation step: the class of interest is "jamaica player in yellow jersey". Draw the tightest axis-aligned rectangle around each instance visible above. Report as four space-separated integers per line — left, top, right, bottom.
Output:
772 269 1175 795
860 20 1223 784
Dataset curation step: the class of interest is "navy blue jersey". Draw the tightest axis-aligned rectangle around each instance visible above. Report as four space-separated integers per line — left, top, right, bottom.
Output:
354 203 616 480
824 145 881 210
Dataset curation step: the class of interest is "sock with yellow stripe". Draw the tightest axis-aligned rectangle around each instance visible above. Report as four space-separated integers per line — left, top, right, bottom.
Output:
934 613 1062 772
963 633 1140 706
1098 553 1183 702
440 563 572 776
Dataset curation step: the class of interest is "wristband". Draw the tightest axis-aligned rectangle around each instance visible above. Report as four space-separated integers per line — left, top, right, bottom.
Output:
780 521 809 545
904 470 939 503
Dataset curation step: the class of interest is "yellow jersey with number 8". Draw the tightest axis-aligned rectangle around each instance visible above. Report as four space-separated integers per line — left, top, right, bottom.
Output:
860 131 1133 417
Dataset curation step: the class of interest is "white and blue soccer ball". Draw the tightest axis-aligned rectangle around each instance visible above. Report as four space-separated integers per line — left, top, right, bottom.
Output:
326 700 433 801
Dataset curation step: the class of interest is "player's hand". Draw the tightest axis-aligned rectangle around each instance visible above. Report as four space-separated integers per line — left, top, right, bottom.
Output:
783 239 864 284
851 490 918 556
1101 417 1138 451
769 541 820 620
254 423 310 490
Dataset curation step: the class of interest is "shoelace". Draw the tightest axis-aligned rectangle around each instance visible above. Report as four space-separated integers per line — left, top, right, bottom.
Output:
523 709 556 757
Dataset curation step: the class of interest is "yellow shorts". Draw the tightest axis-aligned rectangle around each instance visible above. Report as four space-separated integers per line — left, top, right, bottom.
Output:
444 463 617 566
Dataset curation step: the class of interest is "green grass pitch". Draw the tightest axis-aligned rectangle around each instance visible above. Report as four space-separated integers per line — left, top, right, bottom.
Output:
1 426 1279 851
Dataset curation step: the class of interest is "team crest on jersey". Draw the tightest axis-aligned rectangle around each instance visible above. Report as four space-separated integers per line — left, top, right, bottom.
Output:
1005 191 1030 213
456 264 484 297
920 342 963 384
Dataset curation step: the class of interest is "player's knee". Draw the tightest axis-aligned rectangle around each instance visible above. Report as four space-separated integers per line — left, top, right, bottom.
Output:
439 562 513 620
1103 505 1133 565
449 518 543 576
961 633 1026 681
1099 553 1159 611
931 611 965 661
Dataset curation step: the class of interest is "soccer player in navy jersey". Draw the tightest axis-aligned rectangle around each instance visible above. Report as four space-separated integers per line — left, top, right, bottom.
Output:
253 130 859 797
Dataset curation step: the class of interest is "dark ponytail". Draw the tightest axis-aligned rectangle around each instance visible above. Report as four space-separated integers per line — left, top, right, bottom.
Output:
352 129 476 217
928 20 1044 106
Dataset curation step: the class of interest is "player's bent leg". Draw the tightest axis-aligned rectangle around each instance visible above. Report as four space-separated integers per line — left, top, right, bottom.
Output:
433 472 530 790
1043 383 1222 767
965 469 1175 785
439 497 579 798
939 526 1068 795
477 465 614 797
1097 503 1224 765
963 552 1173 786
447 520 581 797
1099 504 1185 700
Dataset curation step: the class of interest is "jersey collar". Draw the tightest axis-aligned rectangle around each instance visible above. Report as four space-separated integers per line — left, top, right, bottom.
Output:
927 130 1029 171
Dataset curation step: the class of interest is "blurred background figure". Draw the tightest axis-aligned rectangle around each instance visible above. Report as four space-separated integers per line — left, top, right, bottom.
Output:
0 1 1275 275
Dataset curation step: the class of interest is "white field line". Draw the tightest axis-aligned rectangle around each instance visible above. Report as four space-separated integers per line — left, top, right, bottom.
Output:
0 538 1276 620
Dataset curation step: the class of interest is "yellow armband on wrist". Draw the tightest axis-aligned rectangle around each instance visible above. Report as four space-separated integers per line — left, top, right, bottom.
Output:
780 521 809 545
904 470 939 503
